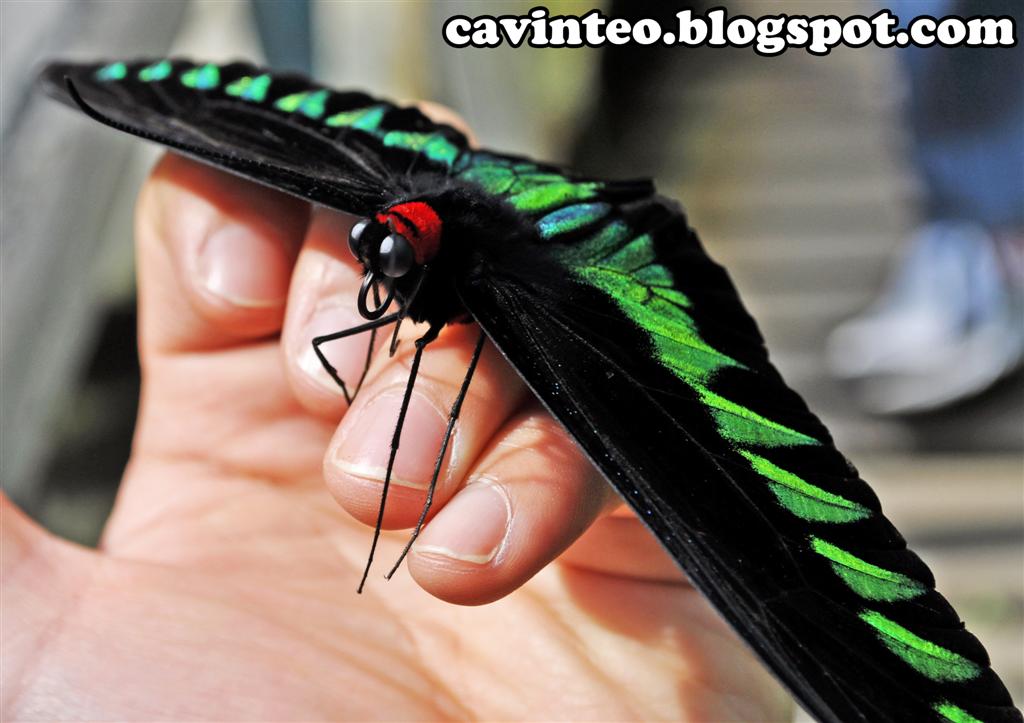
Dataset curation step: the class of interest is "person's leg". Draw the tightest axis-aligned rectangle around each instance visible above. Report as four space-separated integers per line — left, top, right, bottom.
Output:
250 0 313 75
827 0 1024 413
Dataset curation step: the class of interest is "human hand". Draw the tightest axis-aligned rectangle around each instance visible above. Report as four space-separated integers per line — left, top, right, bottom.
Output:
3 107 791 721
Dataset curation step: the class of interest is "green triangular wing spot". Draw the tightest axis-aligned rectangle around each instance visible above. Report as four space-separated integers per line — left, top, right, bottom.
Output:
934 701 985 723
274 90 308 112
94 62 127 81
699 387 819 448
458 164 517 194
860 611 982 683
651 286 691 308
138 60 172 82
381 131 460 166
633 264 674 287
810 537 925 600
180 63 219 90
507 181 600 213
456 151 608 203
555 219 632 264
274 89 329 118
740 451 869 522
225 74 271 102
325 105 386 130
602 233 655 272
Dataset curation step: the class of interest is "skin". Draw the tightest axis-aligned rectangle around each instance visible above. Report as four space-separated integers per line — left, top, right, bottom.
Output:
2 106 792 721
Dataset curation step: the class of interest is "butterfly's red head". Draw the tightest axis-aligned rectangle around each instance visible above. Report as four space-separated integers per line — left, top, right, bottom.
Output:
377 201 443 265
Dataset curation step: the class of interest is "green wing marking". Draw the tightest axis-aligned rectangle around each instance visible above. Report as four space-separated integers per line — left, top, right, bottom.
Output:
381 131 461 165
225 74 272 102
138 60 172 82
810 537 925 600
180 63 220 90
935 702 985 723
274 89 329 118
91 61 466 171
860 611 982 683
508 181 600 212
456 164 976 700
741 452 870 523
326 105 386 130
95 62 127 81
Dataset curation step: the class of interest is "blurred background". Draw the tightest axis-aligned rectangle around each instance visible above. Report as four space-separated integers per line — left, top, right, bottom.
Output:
2 0 1021 712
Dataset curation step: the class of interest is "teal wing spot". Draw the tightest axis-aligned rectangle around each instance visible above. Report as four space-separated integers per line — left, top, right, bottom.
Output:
700 389 819 448
740 451 869 522
810 537 923 599
326 105 386 131
860 611 982 683
181 64 220 90
138 60 172 82
95 62 127 81
381 131 460 166
225 74 271 102
538 203 610 239
934 702 984 723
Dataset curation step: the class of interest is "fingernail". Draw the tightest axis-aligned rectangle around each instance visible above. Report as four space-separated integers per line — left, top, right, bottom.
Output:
334 389 448 489
196 223 291 307
414 481 510 564
298 306 372 394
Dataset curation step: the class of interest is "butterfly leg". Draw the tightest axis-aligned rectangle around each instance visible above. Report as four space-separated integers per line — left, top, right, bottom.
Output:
387 266 431 358
357 320 445 593
385 328 487 581
312 312 400 404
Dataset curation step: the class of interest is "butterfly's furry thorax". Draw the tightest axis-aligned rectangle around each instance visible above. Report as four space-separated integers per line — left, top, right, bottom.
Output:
361 182 547 328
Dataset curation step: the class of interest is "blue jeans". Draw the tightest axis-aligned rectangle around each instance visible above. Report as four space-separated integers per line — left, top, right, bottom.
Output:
889 0 1024 229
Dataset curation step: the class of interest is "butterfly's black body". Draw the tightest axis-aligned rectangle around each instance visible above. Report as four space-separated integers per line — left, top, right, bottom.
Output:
37 59 1022 723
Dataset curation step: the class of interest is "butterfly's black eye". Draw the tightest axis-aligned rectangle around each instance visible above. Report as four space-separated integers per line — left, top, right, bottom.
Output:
379 233 415 278
349 218 372 260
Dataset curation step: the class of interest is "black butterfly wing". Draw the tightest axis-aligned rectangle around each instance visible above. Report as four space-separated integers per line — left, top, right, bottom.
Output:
454 185 1021 723
38 59 472 216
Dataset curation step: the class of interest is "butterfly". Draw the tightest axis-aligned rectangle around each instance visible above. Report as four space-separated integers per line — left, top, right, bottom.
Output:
37 59 1021 723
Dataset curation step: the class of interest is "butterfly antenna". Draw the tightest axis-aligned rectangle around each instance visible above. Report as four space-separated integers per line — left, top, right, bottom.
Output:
385 328 486 580
358 321 443 593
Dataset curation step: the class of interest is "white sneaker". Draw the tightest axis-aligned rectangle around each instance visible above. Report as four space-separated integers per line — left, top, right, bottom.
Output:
827 221 1024 414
